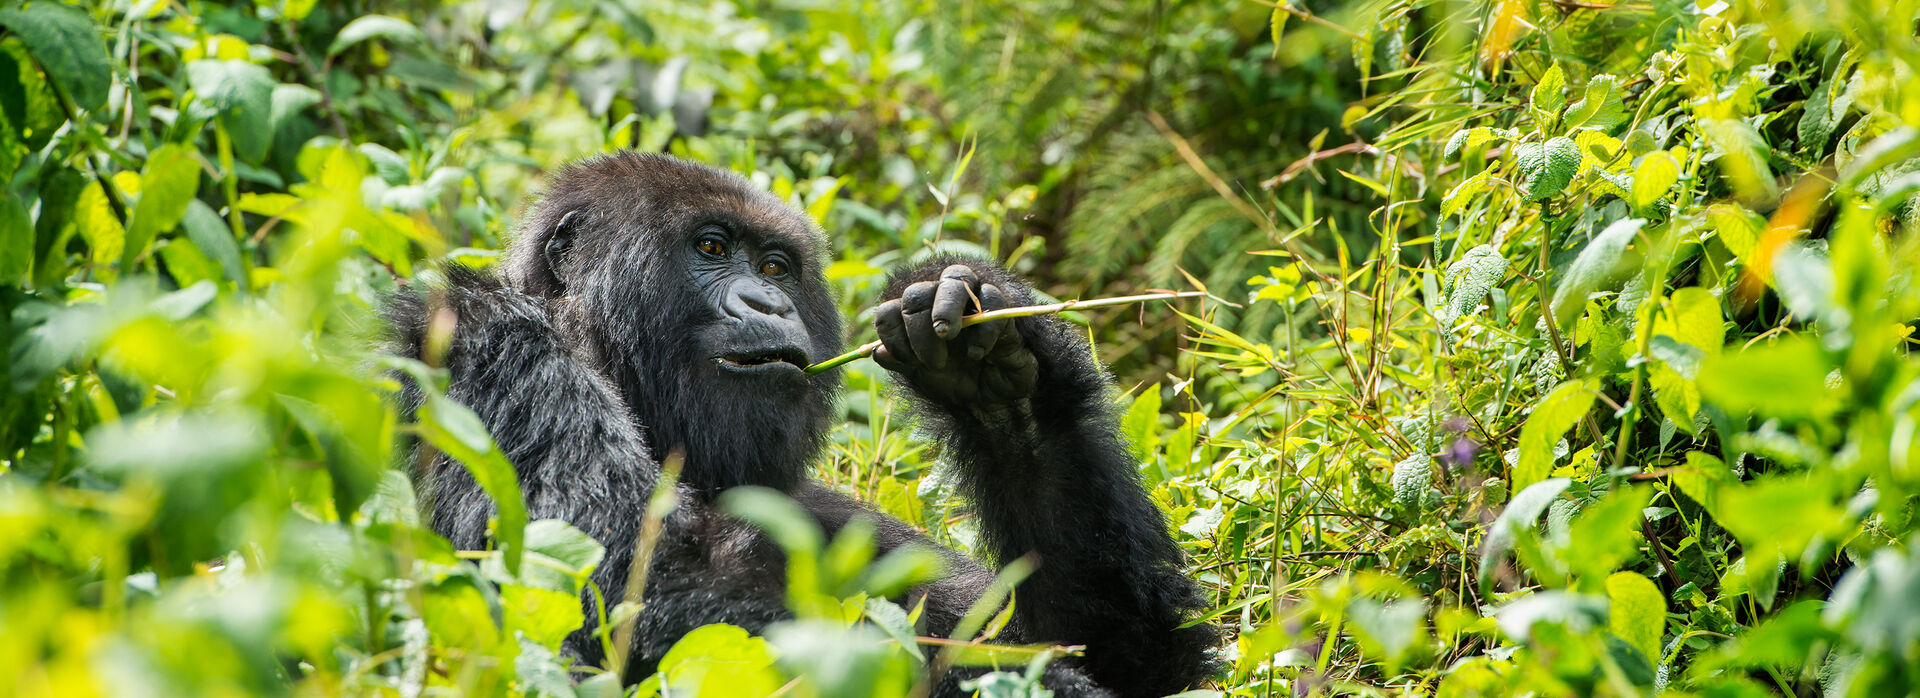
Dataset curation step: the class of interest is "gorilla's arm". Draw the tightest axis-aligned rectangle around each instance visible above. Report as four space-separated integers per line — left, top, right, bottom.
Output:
383 266 790 676
871 258 1218 696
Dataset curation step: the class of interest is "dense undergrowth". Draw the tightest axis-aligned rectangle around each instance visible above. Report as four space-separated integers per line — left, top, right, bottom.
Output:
4 0 1920 695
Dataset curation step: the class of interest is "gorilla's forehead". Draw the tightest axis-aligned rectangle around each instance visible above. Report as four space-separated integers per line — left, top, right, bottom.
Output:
535 151 826 255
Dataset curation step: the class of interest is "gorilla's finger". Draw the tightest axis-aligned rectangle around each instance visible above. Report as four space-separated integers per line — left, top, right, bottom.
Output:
872 344 908 373
901 280 939 315
905 309 948 368
930 276 972 340
873 299 918 366
955 283 1010 361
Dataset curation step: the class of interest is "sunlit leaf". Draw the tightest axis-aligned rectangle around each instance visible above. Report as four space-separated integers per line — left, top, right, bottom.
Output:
0 4 111 112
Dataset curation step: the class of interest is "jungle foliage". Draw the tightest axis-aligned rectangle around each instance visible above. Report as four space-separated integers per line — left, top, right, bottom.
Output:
4 0 1920 695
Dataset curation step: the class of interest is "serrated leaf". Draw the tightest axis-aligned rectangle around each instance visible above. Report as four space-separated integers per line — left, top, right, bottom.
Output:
0 5 112 112
1631 152 1680 211
1564 75 1627 131
1515 380 1596 492
1438 244 1508 324
1445 127 1504 159
1530 63 1567 126
1440 167 1495 218
1605 572 1665 664
327 15 425 56
1549 217 1644 331
1515 136 1581 201
188 59 276 164
1707 204 1762 258
123 144 202 270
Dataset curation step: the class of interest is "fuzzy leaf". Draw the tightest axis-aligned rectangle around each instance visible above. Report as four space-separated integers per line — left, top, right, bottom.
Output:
1631 151 1680 211
1549 217 1644 330
1530 63 1567 124
1515 137 1581 201
1564 75 1627 131
1439 244 1509 324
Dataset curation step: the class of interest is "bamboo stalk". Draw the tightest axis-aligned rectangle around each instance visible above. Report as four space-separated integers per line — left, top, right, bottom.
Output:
805 290 1208 375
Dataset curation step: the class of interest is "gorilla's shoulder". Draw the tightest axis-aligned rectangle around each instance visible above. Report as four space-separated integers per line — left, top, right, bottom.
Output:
380 264 552 362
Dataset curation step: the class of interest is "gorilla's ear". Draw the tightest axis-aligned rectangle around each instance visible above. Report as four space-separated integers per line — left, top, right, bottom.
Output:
543 210 582 292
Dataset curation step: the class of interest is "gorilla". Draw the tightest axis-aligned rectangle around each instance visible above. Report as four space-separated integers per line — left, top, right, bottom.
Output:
384 151 1215 696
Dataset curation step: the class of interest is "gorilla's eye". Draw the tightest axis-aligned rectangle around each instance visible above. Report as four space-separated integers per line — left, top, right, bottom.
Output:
759 259 789 277
697 236 728 257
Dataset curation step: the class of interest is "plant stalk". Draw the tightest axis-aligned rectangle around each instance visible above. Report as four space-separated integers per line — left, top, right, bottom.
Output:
805 290 1208 375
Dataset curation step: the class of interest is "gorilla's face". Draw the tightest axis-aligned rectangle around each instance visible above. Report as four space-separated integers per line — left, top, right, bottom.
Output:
505 152 842 494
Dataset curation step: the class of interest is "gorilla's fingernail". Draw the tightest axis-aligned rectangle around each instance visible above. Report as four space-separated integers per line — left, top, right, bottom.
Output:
932 319 951 335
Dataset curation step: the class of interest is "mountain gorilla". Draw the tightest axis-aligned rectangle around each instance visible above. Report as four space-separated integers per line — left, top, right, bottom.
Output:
384 152 1215 696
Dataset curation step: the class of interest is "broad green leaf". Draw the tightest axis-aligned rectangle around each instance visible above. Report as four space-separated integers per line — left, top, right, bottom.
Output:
1605 571 1665 664
0 192 28 285
1700 118 1778 204
1440 167 1495 218
1698 337 1839 420
865 598 925 662
1564 75 1626 131
76 177 128 267
514 634 576 697
1444 127 1505 159
1839 126 1920 191
502 586 586 650
188 59 276 164
327 15 426 56
419 393 528 576
650 624 783 698
1647 287 1724 430
1561 486 1651 584
270 83 323 132
0 5 111 112
180 199 246 287
1515 380 1595 492
1122 384 1163 461
1515 136 1581 201
1549 217 1644 331
1438 244 1508 325
1530 63 1567 124
1715 476 1843 560
123 144 202 270
1631 152 1679 211
1707 204 1762 258
1480 477 1572 587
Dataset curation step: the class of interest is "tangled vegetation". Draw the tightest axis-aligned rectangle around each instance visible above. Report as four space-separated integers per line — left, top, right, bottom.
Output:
4 0 1920 695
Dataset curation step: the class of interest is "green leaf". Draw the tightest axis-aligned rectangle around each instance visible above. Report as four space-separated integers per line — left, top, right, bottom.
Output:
1444 127 1505 159
419 393 528 576
514 633 576 697
1647 287 1724 429
179 199 246 287
0 4 112 112
1121 384 1162 462
1561 486 1651 584
1631 152 1679 211
1269 4 1289 59
1700 118 1778 204
1605 571 1665 665
865 598 925 662
1515 136 1581 201
1707 204 1762 259
1715 476 1843 560
1480 477 1572 587
187 59 276 164
1698 337 1839 421
652 623 784 697
1440 167 1495 218
1563 75 1626 132
1530 63 1567 125
1839 126 1920 191
0 191 28 285
1391 454 1432 511
1515 380 1595 492
1549 217 1643 331
123 144 202 270
327 15 426 56
1437 244 1508 325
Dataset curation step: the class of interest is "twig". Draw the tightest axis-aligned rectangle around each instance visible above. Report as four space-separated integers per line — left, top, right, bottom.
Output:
805 290 1208 375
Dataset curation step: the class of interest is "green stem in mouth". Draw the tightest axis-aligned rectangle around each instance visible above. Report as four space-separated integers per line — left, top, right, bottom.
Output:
804 290 1210 376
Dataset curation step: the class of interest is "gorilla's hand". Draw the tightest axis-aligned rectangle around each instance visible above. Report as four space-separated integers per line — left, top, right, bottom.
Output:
873 263 1038 407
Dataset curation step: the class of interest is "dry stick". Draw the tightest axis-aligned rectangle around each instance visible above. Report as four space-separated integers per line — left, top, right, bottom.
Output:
805 290 1209 375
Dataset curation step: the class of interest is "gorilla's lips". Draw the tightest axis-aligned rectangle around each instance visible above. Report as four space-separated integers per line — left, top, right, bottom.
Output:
715 346 808 374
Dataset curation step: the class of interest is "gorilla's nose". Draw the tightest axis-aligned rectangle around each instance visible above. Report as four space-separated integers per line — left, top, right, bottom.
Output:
722 278 799 322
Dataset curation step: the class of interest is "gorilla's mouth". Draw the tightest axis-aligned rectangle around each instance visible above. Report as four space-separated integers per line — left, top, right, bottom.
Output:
715 347 808 374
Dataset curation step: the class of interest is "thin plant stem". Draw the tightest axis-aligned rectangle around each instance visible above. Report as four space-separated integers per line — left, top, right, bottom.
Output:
805 290 1208 375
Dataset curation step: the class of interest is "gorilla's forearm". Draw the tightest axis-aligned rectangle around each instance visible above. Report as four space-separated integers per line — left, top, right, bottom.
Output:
883 259 1218 696
384 267 788 673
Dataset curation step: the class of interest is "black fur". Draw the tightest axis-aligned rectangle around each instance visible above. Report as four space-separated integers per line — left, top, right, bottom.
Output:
382 152 1216 695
